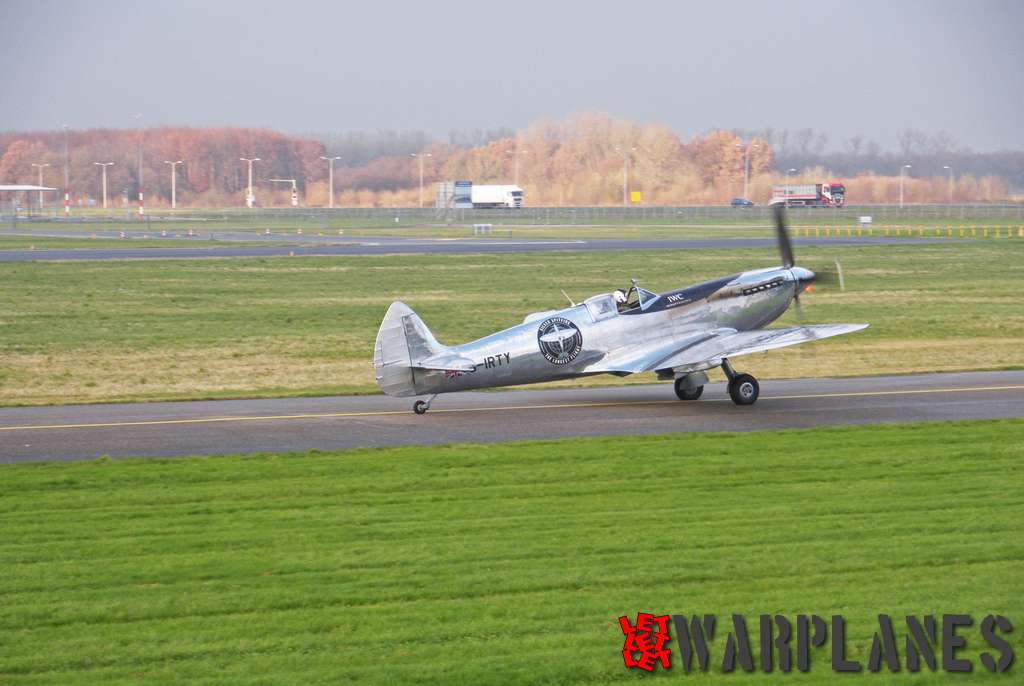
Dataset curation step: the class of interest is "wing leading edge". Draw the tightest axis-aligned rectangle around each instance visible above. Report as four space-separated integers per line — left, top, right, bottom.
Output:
657 323 869 372
586 323 868 375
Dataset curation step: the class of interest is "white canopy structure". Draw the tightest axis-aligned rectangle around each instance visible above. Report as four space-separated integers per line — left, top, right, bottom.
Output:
0 185 57 192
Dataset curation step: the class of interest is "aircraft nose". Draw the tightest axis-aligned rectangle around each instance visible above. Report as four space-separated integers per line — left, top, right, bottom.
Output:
791 267 815 284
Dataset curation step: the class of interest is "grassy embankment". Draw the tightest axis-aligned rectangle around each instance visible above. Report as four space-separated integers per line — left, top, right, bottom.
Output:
4 210 1023 241
1 420 1022 684
1 241 1022 406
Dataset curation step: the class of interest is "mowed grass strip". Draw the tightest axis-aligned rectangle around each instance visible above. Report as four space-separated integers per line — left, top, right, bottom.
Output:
1 420 1022 684
1 241 1023 405
0 236 279 250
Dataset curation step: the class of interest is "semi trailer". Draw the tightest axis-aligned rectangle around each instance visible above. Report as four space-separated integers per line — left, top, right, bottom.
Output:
770 182 845 207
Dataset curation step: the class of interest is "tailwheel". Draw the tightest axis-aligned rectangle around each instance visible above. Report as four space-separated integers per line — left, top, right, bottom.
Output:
728 374 760 406
412 394 438 415
673 378 704 400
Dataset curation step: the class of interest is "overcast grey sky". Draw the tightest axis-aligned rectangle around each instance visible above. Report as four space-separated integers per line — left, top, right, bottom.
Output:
1 0 1021 150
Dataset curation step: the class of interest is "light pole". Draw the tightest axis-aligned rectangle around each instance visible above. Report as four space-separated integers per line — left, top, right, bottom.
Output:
615 146 637 207
134 113 144 218
785 168 797 202
62 124 70 217
93 162 114 209
410 152 432 208
736 141 759 200
163 160 183 209
240 157 260 207
507 148 528 186
942 165 953 204
900 164 912 208
30 163 50 209
320 155 341 208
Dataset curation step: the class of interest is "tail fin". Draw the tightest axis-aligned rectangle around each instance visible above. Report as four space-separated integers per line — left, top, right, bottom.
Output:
373 302 446 396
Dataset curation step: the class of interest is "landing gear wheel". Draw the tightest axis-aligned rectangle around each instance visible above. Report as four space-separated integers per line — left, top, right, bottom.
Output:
674 379 704 400
413 400 429 415
728 374 759 406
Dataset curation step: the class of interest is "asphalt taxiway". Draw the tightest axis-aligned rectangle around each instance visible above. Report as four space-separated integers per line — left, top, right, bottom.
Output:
1 371 1021 463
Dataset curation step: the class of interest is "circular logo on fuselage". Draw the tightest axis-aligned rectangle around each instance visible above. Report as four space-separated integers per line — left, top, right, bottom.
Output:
537 317 583 365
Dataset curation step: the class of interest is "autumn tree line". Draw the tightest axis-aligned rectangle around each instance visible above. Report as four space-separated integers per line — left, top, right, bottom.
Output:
0 113 1016 209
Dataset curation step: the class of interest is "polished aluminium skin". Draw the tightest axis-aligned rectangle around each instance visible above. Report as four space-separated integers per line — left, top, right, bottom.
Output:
374 207 867 413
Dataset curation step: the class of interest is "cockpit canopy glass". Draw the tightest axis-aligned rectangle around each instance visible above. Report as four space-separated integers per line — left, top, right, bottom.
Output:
624 286 659 311
584 293 618 321
636 287 658 309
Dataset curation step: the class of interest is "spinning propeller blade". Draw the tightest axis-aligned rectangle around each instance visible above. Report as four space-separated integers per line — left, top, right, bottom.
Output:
773 203 795 269
812 260 846 291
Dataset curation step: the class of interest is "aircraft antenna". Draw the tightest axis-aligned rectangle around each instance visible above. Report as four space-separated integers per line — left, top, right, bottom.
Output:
560 289 577 307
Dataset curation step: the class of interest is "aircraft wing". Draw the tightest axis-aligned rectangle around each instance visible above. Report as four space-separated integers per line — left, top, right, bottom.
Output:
582 329 735 375
655 323 869 372
412 352 477 372
584 324 867 375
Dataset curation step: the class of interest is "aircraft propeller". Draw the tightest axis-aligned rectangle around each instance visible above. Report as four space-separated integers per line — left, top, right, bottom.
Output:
772 204 845 322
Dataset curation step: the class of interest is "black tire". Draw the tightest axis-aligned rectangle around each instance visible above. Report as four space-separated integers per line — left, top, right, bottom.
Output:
728 374 759 406
413 400 428 415
673 379 704 400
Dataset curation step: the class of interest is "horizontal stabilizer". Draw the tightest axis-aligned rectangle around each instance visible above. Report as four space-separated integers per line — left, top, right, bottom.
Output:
413 352 476 372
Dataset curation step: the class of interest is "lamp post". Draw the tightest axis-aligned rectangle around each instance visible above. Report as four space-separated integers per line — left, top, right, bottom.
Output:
93 162 114 209
942 165 953 204
240 157 260 207
507 148 528 186
320 155 341 208
410 152 432 208
614 146 637 207
30 163 50 209
62 124 70 217
163 160 183 209
785 168 797 202
900 164 912 208
134 113 144 218
736 141 760 200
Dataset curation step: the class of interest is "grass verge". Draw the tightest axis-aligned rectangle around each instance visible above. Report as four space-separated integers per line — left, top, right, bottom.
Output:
1 419 1021 683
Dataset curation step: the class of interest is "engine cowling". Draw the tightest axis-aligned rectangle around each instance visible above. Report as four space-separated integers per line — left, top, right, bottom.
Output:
523 310 559 324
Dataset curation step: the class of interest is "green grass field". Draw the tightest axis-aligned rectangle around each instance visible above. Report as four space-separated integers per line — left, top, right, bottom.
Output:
1 241 1022 406
2 420 1021 684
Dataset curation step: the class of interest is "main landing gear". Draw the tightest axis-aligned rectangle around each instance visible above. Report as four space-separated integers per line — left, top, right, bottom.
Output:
721 358 759 406
412 394 438 415
673 374 705 400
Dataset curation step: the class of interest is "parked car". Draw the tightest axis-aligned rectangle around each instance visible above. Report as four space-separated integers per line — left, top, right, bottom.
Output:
730 198 754 207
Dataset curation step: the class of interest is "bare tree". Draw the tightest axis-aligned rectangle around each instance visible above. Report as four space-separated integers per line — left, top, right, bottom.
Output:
845 134 864 156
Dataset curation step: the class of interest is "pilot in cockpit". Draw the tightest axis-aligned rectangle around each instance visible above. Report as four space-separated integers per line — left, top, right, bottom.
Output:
613 289 628 311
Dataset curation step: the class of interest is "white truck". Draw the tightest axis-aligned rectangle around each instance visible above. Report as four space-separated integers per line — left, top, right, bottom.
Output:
770 182 846 207
470 184 524 209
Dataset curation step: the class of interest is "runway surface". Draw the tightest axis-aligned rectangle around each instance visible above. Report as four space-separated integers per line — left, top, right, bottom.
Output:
2 370 1021 463
0 234 941 261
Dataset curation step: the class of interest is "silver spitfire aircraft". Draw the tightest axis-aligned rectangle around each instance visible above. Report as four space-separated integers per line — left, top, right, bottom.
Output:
374 206 867 414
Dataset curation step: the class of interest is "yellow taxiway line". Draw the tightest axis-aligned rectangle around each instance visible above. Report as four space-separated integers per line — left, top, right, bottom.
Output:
1 384 1022 433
